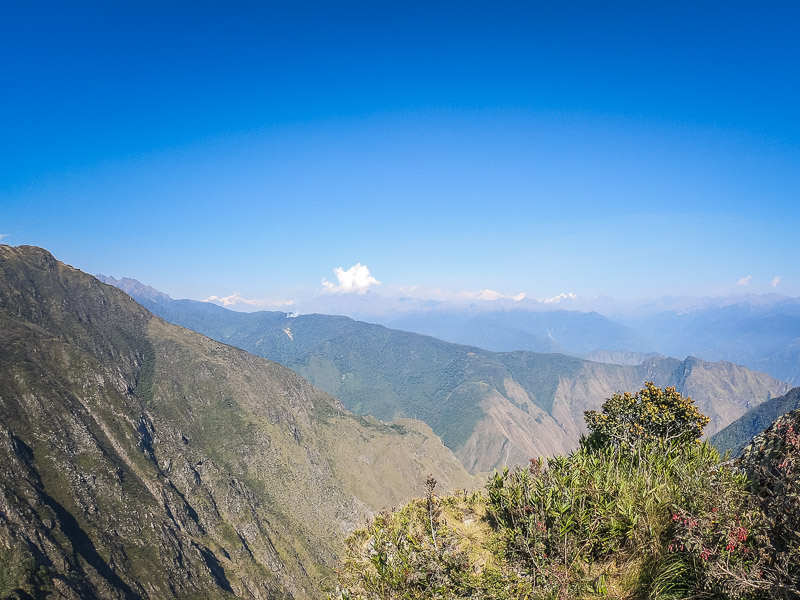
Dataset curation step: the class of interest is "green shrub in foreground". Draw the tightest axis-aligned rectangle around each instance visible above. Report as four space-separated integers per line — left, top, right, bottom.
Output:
334 385 799 599
334 489 533 599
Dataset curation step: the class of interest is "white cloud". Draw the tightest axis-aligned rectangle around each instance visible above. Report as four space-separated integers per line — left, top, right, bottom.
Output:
202 292 295 308
457 289 526 301
398 285 420 294
0 234 9 242
771 276 781 287
737 275 752 287
542 292 578 304
322 263 381 294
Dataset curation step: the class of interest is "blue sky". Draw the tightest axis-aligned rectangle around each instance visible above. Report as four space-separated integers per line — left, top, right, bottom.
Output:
2 1 799 306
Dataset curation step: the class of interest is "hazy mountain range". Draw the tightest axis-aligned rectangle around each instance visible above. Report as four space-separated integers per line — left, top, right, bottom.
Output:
285 289 800 385
100 275 791 473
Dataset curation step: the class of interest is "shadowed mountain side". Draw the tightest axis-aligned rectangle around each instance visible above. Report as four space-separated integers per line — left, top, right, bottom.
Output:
710 387 800 457
0 246 476 599
102 277 791 474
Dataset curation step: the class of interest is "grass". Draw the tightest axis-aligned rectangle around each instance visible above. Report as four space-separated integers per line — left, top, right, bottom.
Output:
334 438 778 600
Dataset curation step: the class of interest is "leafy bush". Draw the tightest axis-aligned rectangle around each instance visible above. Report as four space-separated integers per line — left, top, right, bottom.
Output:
485 440 756 599
334 390 800 600
583 382 710 451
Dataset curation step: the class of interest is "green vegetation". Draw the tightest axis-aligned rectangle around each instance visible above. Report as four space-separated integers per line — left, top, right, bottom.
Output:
583 382 710 450
711 387 800 457
0 546 52 598
0 245 476 599
334 384 800 599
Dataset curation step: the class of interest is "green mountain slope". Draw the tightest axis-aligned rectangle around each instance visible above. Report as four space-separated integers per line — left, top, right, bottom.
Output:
710 387 800 456
103 278 791 473
0 246 475 599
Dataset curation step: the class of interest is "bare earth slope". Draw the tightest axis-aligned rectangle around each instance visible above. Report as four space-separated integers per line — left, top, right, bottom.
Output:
0 246 475 599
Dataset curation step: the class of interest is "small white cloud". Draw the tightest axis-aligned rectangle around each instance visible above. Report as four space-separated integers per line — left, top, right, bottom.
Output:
0 234 9 242
542 292 578 304
203 292 294 308
398 285 420 294
457 289 526 301
737 275 752 287
771 276 781 288
322 263 381 294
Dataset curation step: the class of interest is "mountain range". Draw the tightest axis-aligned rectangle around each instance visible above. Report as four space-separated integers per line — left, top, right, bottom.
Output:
2 246 797 598
616 301 800 384
265 289 800 385
100 276 791 473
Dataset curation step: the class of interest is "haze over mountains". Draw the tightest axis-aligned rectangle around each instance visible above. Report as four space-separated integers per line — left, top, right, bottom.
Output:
291 288 800 385
711 387 800 457
0 246 474 598
100 275 792 473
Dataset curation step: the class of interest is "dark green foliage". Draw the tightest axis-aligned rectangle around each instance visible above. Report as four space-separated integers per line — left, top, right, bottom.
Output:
337 390 800 599
0 546 52 599
583 382 710 450
711 387 800 457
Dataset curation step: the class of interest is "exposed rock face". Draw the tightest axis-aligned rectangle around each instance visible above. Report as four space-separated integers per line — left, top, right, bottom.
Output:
0 246 476 598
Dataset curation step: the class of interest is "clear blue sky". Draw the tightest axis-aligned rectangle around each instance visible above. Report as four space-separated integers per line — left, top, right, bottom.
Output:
2 1 799 304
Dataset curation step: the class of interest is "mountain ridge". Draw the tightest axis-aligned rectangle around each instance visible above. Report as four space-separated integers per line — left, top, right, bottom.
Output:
710 386 800 456
104 275 791 473
0 245 476 598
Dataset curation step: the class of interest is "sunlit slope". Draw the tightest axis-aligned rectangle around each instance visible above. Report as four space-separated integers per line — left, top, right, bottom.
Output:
0 246 475 599
711 386 800 456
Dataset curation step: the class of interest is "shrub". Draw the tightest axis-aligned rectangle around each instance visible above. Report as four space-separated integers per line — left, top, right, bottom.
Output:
333 488 533 599
734 411 800 597
583 382 710 451
485 440 746 599
335 392 800 599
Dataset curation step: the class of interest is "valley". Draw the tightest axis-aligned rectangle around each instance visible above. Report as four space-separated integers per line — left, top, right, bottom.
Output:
102 276 791 473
